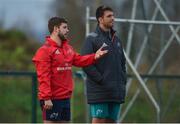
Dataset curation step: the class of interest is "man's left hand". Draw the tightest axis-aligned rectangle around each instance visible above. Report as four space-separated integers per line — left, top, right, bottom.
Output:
95 45 108 60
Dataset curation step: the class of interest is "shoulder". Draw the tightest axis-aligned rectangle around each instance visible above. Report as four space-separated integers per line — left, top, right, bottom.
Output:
87 32 98 38
32 44 54 61
37 44 52 54
85 32 98 43
114 35 122 43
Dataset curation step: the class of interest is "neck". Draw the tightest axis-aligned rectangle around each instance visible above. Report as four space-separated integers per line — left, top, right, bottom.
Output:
99 24 110 32
50 33 62 46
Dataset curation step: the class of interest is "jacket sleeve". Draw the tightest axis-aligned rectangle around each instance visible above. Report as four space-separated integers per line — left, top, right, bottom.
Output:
72 52 96 67
32 47 52 100
122 50 126 73
122 47 127 85
81 36 103 83
117 38 127 84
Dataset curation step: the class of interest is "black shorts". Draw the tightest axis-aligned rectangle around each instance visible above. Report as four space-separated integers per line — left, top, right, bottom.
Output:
40 99 70 121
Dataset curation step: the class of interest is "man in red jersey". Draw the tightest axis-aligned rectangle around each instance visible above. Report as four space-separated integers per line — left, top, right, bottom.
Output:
32 17 107 123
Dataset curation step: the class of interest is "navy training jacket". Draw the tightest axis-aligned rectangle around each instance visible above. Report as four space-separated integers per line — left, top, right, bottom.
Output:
81 25 127 104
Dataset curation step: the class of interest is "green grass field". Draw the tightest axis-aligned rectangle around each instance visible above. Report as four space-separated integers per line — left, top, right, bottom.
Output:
0 75 179 123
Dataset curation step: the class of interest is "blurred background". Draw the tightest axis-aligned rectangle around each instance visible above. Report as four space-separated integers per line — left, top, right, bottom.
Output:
0 0 179 123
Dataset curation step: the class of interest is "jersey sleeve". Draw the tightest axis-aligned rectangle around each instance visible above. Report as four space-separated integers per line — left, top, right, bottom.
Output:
32 47 52 100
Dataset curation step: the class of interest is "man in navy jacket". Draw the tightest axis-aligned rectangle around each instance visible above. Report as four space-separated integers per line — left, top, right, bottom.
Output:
81 5 127 123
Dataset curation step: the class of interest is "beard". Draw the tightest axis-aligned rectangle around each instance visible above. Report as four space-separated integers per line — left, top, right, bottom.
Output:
107 24 113 29
104 21 113 29
58 32 66 41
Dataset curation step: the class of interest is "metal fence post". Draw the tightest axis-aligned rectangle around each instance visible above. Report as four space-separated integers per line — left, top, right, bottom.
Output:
32 75 37 123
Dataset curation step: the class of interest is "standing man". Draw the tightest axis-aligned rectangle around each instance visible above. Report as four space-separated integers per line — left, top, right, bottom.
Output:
81 5 127 123
32 17 107 123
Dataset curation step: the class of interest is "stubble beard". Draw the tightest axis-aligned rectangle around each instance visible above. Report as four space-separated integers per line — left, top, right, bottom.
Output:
58 32 66 41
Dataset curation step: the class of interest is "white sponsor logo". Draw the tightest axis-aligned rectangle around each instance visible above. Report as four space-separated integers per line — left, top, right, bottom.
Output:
50 112 58 119
57 67 72 71
96 109 103 115
117 42 121 47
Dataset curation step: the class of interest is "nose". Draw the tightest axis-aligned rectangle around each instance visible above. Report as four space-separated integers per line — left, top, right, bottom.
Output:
112 16 115 21
67 28 69 33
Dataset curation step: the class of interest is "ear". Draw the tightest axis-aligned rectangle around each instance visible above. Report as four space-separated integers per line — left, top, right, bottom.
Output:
54 26 59 33
98 17 103 24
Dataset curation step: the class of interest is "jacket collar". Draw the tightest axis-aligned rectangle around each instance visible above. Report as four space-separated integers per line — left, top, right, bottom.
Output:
95 25 116 39
45 36 68 48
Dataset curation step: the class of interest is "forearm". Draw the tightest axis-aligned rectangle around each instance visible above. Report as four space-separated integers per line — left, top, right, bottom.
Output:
73 53 96 67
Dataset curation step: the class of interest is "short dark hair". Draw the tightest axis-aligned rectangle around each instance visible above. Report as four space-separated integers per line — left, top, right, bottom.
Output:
96 5 113 23
48 17 68 34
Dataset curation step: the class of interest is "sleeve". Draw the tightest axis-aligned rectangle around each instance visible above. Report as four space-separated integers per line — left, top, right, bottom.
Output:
81 36 103 83
72 52 96 67
121 46 127 85
32 47 52 100
118 38 126 74
122 50 126 73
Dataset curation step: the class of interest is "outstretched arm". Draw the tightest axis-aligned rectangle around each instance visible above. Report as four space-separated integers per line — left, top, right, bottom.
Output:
72 45 108 67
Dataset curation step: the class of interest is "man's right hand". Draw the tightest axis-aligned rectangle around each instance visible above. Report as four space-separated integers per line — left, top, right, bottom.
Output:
44 99 53 110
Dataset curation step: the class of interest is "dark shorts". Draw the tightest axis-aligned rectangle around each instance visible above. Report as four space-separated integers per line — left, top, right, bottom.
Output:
40 99 70 121
90 102 121 121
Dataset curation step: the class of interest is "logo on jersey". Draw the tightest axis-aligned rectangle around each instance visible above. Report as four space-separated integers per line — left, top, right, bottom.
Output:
57 67 72 71
55 49 60 54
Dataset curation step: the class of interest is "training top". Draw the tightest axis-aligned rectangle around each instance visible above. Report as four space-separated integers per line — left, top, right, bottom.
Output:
32 36 95 100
